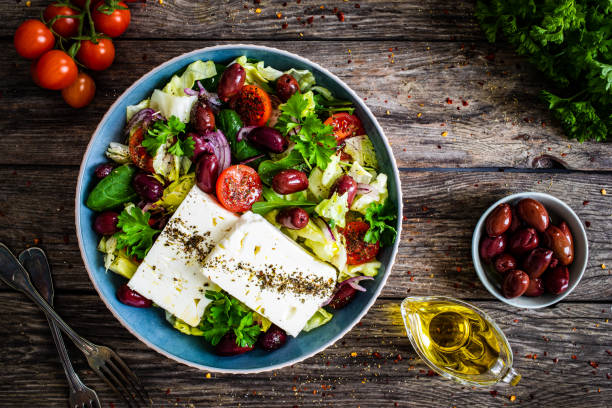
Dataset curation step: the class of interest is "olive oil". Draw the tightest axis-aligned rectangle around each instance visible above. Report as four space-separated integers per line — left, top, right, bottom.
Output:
401 296 521 386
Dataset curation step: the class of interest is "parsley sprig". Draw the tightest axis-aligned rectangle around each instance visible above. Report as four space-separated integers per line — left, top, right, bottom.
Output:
199 290 261 347
114 204 160 259
142 115 195 157
276 93 337 169
364 200 397 247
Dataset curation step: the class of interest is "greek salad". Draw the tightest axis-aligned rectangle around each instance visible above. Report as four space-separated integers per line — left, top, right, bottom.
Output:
86 56 397 356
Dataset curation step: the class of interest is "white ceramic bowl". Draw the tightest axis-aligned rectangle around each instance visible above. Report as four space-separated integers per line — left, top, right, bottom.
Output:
472 192 588 308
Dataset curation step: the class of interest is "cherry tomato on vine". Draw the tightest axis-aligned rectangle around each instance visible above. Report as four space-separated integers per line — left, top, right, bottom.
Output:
35 50 78 90
93 1 131 38
14 20 55 59
324 113 365 142
77 38 115 71
43 3 80 38
62 72 96 108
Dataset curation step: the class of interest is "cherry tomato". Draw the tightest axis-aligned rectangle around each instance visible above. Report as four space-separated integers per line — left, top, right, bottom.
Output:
93 1 131 38
77 38 115 71
342 221 380 265
216 165 263 212
14 20 55 59
128 127 154 172
43 3 79 38
71 0 89 8
30 60 42 87
35 50 78 90
324 113 365 142
233 85 272 126
62 72 96 108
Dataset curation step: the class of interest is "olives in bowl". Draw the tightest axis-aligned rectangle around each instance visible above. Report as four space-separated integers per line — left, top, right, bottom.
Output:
472 192 588 309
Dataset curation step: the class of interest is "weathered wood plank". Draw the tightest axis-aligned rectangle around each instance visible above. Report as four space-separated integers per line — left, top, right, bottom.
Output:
1 39 610 170
2 0 480 41
1 166 610 300
0 293 610 407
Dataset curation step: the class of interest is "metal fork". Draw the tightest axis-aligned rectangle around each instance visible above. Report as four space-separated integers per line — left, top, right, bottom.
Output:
19 247 101 408
0 243 150 408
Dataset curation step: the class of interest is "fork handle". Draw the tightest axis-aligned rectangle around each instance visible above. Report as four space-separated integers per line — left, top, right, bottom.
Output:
47 316 89 392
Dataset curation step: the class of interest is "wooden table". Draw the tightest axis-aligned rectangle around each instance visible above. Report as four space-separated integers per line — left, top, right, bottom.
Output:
1 1 611 406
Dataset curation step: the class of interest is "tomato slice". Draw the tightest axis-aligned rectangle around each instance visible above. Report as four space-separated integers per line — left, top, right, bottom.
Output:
324 113 365 142
342 221 380 265
216 165 263 212
233 85 272 126
128 127 154 172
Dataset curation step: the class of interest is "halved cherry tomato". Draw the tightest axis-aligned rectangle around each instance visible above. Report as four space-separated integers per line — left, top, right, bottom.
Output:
216 165 263 212
43 3 79 38
35 50 78 90
14 20 55 59
233 85 272 126
324 113 365 142
93 1 131 38
62 72 96 108
77 38 115 71
129 127 154 172
342 221 380 265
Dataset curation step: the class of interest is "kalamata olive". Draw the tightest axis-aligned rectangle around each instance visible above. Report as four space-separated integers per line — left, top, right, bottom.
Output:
524 277 545 297
217 63 246 102
247 126 288 153
485 203 512 237
543 265 570 295
215 333 255 356
191 101 215 133
502 269 530 299
189 132 214 161
559 220 574 254
508 206 521 233
330 175 358 206
94 211 119 235
196 153 219 193
508 228 539 256
276 207 309 229
523 248 553 278
133 173 164 202
549 257 559 269
258 325 287 351
494 254 518 276
94 163 115 179
328 284 358 310
516 198 549 232
272 169 309 195
543 225 574 265
116 284 152 308
275 74 300 102
479 234 507 262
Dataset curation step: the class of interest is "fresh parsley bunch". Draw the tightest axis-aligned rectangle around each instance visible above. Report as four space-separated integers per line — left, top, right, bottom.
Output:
114 204 160 259
142 115 195 157
364 200 398 246
475 0 611 142
276 92 337 169
199 290 261 347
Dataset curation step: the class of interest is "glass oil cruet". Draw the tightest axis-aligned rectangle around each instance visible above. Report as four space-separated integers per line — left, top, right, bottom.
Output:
400 296 521 386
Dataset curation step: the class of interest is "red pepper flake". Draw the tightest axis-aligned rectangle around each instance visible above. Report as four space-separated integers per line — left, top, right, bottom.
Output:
281 22 288 29
165 388 171 395
372 352 382 359
110 404 115 408
532 354 537 360
485 53 495 61
456 266 462 273
394 403 399 407
585 221 591 228
583 200 590 205
396 354 402 361
606 350 612 356
282 1 287 5
513 319 519 323
422 205 429 211
553 358 559 363
446 97 452 104
26 181 32 187
590 361 599 368
336 11 345 22
607 373 611 379
490 390 498 397
306 16 314 24
525 354 533 359
347 59 352 64
296 0 300 3
572 355 577 359
544 351 548 356
409 276 414 282
426 370 436 377
561 153 567 157
355 3 360 8
462 100 469 106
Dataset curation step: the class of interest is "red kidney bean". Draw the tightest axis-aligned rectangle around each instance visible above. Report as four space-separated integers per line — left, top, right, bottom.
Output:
543 265 570 295
258 325 287 351
276 207 309 229
94 211 119 235
485 203 512 237
133 173 164 202
516 198 549 232
524 277 545 297
328 284 358 310
247 126 288 153
544 225 574 265
116 284 152 308
508 228 539 256
94 163 115 179
494 254 518 276
502 270 530 299
272 169 308 194
191 102 215 133
275 74 300 102
523 248 553 278
196 153 219 194
330 175 358 206
479 234 507 262
215 333 255 356
217 63 246 102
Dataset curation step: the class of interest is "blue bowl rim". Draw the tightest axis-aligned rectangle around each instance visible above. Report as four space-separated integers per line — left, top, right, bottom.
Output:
75 44 403 373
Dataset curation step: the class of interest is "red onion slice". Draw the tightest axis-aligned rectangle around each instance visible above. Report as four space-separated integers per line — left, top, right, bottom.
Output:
340 275 374 292
196 81 223 113
183 87 198 96
124 108 164 137
236 126 258 142
203 129 231 172
314 217 336 242
239 153 266 165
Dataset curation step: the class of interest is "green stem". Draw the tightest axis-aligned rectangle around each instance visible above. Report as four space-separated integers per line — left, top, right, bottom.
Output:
85 0 98 43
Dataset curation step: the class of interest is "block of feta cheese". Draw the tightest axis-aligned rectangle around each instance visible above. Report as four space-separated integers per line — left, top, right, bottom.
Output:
202 212 337 337
128 186 239 326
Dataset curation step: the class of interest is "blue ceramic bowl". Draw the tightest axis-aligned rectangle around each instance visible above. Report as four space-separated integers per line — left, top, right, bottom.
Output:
76 45 402 373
